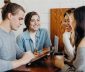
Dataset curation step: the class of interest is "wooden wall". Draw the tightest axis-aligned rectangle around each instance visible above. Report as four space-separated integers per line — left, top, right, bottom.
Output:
50 8 68 51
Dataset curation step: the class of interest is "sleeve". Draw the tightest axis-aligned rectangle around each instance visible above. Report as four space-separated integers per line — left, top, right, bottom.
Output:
73 48 85 72
16 35 25 52
0 60 13 71
43 29 52 48
16 43 24 59
0 39 13 71
63 32 74 60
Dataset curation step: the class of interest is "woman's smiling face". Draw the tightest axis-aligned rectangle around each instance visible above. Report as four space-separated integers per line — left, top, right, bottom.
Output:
29 15 40 32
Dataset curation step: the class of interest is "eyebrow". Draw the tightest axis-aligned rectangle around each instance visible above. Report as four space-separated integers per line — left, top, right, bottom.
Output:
19 17 24 20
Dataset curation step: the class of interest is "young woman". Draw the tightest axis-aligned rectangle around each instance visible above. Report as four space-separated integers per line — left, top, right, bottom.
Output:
0 3 34 71
62 8 75 61
62 6 85 72
73 6 85 72
16 12 51 54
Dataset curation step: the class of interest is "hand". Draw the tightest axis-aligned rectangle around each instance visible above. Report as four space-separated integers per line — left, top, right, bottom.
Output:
70 31 75 46
12 51 35 68
21 51 35 65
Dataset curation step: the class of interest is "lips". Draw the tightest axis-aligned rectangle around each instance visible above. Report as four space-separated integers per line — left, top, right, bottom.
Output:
34 25 39 28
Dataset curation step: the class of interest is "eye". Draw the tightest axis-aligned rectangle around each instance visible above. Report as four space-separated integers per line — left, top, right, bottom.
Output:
31 19 35 22
64 19 67 22
64 20 66 22
19 17 23 20
37 19 40 21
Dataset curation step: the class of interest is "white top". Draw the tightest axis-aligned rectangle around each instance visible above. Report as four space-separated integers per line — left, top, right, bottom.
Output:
63 32 75 60
30 32 36 49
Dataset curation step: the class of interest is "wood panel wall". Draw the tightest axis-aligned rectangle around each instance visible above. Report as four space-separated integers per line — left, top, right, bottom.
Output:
50 8 68 51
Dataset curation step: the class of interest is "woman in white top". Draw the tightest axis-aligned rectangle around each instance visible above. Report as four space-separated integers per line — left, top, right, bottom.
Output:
62 8 75 61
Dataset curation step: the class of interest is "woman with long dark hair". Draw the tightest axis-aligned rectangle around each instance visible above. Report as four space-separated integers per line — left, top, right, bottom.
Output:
73 6 85 71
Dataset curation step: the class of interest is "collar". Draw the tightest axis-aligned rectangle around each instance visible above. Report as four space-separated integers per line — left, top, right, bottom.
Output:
24 29 40 40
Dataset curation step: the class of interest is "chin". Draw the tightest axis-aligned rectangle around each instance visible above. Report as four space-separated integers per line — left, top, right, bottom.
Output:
12 28 18 31
14 29 18 31
34 29 38 31
35 28 39 30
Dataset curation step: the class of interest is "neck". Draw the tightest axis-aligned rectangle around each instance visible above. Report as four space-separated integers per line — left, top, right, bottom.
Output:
29 29 37 33
0 19 11 33
29 30 36 35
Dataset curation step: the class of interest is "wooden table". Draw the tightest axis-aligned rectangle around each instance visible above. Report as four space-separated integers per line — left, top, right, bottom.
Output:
12 48 64 72
12 56 61 72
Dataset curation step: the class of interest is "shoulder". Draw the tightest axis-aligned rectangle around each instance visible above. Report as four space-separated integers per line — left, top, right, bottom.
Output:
78 37 85 48
39 28 48 34
18 30 29 37
39 28 47 31
37 28 49 38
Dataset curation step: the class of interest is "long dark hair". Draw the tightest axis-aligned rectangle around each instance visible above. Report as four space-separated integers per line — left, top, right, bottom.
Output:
24 11 39 31
74 6 85 48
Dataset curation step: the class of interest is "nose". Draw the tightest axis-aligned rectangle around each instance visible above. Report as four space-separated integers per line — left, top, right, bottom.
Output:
35 20 40 25
20 20 23 26
34 21 37 25
20 23 22 25
61 20 66 26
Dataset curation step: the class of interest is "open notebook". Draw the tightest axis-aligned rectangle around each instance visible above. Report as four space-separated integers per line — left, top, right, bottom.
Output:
27 48 50 65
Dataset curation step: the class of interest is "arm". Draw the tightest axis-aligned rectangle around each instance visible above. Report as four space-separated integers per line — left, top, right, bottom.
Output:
16 35 25 52
0 39 13 71
0 59 12 71
0 37 34 71
0 38 23 71
63 32 75 60
12 51 35 69
0 51 34 71
16 43 24 59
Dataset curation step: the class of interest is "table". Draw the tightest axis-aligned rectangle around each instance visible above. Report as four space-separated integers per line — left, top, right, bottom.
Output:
12 56 61 72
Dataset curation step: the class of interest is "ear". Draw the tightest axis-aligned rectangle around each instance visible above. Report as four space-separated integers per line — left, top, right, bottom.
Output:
7 13 13 20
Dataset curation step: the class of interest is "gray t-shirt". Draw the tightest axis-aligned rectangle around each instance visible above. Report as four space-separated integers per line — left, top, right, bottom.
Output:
0 28 24 71
62 47 85 72
73 47 85 72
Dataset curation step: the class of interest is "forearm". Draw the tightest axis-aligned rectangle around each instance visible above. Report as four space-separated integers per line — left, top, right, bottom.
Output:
12 52 34 69
63 32 75 59
0 59 27 71
0 51 34 71
12 59 25 69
